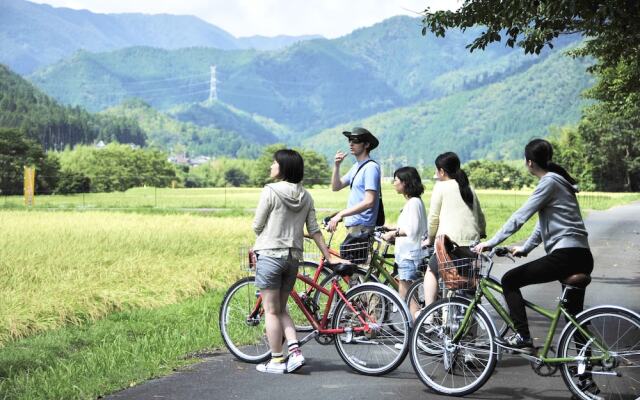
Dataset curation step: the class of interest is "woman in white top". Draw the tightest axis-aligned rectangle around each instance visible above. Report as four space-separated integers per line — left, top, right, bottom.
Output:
382 166 428 319
422 152 486 313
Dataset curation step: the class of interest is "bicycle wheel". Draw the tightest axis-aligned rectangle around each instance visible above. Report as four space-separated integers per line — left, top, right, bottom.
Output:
406 278 426 310
558 306 640 400
312 268 369 320
219 277 270 363
292 261 331 331
410 297 497 396
333 283 411 375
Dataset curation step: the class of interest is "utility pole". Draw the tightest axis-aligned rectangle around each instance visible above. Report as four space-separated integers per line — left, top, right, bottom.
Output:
208 65 218 103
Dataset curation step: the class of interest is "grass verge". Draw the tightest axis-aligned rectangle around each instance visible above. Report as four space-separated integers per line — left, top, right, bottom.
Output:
0 289 224 400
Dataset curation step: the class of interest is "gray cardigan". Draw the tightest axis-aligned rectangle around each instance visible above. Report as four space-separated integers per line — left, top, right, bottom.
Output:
252 181 320 259
485 172 589 254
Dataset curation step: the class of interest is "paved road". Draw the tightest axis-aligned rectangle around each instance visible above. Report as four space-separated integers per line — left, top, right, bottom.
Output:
108 202 640 400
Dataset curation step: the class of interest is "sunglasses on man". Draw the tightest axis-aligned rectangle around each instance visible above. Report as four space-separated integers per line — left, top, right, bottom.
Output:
348 137 364 144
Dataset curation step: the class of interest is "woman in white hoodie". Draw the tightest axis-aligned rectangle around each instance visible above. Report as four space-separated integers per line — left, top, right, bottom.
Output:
252 149 334 374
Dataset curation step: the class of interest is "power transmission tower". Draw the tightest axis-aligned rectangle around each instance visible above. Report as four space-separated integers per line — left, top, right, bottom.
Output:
208 65 218 103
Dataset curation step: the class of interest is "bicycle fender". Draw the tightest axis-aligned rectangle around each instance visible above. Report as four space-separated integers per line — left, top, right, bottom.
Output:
557 304 640 346
345 282 413 329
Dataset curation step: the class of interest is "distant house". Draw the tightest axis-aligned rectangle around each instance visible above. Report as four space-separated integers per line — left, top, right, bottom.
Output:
190 156 211 166
168 154 190 165
168 154 211 167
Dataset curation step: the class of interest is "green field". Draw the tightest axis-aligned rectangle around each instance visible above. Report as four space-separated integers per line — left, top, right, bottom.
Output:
1 186 638 343
0 187 638 399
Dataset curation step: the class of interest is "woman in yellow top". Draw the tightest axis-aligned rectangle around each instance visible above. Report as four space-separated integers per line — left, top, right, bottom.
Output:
421 152 486 316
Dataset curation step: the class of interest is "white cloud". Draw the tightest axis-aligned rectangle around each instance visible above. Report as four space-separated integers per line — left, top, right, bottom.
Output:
28 0 460 38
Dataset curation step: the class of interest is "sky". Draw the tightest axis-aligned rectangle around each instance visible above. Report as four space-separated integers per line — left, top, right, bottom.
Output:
29 0 460 39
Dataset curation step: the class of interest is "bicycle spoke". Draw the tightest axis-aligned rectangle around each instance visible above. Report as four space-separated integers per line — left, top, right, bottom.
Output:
559 308 640 400
410 298 497 396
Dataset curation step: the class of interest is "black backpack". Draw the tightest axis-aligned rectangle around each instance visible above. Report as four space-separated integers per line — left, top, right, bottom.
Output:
350 160 385 226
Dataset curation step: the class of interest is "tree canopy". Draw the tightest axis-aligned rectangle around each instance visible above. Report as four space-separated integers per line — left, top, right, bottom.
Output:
422 0 640 191
422 1 639 62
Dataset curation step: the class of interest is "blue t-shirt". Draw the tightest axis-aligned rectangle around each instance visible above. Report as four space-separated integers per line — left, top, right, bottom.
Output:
341 158 381 227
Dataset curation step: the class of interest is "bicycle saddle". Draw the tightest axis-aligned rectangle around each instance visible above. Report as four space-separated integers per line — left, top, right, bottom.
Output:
327 262 356 277
561 273 591 288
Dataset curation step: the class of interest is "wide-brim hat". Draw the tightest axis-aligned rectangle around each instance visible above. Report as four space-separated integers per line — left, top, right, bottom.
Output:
342 127 379 151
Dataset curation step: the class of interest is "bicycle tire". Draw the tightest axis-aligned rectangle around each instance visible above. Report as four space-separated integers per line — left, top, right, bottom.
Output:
410 297 497 396
406 278 426 310
219 277 271 363
333 283 411 376
558 305 640 400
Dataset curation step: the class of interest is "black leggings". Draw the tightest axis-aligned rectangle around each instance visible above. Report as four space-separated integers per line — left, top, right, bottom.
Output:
502 247 593 338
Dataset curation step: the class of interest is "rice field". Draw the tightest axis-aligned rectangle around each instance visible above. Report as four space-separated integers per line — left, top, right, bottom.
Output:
0 186 638 346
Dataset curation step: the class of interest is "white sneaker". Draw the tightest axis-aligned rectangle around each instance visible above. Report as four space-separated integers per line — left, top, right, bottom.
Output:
256 360 286 374
286 349 305 373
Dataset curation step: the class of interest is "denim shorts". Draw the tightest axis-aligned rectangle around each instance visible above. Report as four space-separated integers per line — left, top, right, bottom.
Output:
254 254 299 292
396 258 421 281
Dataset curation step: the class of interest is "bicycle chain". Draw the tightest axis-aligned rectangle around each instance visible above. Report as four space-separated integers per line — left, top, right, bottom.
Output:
315 334 334 345
530 346 559 377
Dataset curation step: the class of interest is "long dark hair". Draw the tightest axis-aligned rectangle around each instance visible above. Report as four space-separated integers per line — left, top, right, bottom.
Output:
394 166 424 198
435 152 474 210
524 139 576 185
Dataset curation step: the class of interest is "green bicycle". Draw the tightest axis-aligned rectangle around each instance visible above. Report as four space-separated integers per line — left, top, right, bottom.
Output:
409 247 640 399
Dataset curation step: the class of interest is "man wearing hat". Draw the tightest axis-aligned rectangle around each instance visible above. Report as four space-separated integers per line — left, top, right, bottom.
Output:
327 127 382 235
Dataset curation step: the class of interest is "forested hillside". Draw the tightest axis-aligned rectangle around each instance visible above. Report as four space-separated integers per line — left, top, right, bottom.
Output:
103 100 266 158
0 64 145 149
168 101 281 145
29 16 583 135
0 0 319 74
303 47 595 164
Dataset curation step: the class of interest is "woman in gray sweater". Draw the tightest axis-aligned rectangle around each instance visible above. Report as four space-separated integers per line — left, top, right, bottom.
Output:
252 149 335 375
474 139 593 350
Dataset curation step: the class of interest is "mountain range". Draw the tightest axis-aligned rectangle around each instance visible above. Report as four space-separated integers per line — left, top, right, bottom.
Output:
0 0 320 74
0 1 596 165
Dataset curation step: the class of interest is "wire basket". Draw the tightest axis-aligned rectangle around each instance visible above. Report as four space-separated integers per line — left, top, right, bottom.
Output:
437 257 480 290
339 239 372 265
239 245 257 272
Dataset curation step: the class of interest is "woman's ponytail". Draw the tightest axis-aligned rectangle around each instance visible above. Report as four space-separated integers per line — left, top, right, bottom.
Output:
435 152 474 210
547 162 577 186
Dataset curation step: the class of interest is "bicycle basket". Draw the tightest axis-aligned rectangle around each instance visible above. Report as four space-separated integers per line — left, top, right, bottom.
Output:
239 245 257 272
339 236 372 265
438 257 480 290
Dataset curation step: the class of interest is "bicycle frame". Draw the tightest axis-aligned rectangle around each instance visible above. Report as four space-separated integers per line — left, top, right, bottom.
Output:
365 242 398 289
449 259 610 365
248 270 374 336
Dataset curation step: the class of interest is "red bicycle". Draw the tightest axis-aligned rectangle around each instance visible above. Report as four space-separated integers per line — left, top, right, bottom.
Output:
219 260 412 375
